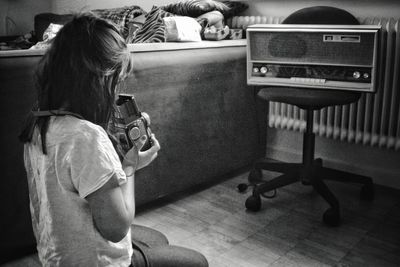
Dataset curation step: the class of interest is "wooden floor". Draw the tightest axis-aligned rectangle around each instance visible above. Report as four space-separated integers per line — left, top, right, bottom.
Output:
3 169 400 267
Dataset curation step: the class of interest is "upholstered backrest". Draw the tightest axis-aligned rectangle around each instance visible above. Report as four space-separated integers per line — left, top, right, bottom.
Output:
282 6 359 25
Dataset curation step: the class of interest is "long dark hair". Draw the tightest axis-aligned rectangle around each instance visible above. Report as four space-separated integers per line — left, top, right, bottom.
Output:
19 13 133 156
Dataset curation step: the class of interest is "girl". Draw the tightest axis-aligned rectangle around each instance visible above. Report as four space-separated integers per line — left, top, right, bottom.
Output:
20 13 208 267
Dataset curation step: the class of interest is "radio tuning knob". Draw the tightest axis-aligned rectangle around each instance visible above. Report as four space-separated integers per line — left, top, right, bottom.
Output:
253 67 259 73
260 66 268 74
363 73 369 79
353 71 361 79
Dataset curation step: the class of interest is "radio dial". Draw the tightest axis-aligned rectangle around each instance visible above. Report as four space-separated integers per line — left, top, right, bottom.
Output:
353 71 361 79
363 73 369 79
260 66 268 74
253 67 259 73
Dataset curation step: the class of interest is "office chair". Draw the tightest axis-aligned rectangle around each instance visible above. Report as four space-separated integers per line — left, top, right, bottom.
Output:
238 6 375 226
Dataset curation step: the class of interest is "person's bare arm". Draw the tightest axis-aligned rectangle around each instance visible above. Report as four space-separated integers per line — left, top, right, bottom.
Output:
86 134 160 243
86 173 135 243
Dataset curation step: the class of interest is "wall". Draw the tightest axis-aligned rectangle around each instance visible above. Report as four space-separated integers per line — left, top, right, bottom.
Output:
0 0 50 36
0 0 171 37
266 128 400 189
242 0 400 19
1 0 399 189
51 0 171 14
3 0 400 36
52 0 400 19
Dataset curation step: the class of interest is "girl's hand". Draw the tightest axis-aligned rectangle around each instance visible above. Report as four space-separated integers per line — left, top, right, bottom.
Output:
122 134 160 172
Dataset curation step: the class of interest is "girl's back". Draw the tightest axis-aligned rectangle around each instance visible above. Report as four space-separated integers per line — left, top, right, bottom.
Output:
24 116 132 266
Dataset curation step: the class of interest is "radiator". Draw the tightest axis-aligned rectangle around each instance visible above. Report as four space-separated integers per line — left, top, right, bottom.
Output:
228 16 400 150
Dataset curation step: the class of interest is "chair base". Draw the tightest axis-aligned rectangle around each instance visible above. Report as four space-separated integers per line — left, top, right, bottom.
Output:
240 158 374 226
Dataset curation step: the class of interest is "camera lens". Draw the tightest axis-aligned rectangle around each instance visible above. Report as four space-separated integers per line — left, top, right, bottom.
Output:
128 127 141 141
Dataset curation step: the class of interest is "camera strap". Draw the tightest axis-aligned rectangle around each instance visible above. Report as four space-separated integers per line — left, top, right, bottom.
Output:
32 110 84 120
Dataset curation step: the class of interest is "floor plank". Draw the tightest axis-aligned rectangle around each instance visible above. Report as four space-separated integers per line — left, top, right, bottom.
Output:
3 169 400 267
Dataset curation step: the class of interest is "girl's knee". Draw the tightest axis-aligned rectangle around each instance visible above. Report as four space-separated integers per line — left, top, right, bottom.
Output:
171 246 209 267
195 250 208 267
143 245 208 267
131 224 169 247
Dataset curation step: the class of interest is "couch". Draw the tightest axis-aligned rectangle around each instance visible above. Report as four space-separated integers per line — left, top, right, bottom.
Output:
0 40 263 262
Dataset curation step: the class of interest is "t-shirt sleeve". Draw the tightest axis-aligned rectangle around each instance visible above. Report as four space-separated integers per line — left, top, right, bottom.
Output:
59 125 127 199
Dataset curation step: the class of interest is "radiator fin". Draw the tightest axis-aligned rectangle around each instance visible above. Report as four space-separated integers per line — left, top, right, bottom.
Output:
232 16 400 150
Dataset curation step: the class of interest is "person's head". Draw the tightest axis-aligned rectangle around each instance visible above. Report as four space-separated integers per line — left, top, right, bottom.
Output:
37 13 133 123
20 13 133 153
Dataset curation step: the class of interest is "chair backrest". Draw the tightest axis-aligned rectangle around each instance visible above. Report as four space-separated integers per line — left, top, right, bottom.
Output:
282 6 359 25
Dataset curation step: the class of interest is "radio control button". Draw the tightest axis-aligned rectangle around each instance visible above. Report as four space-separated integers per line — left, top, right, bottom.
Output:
363 73 369 79
353 71 361 79
253 67 259 73
260 66 268 74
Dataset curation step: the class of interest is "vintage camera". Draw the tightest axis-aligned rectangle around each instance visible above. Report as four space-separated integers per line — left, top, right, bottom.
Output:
115 94 152 152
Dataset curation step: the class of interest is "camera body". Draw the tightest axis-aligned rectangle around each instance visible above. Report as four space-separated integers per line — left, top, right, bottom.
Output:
115 94 152 152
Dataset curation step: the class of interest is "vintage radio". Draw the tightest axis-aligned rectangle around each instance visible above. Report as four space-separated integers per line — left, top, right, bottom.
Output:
247 24 381 92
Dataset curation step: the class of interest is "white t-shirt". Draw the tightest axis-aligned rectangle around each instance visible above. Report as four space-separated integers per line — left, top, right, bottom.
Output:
23 116 133 267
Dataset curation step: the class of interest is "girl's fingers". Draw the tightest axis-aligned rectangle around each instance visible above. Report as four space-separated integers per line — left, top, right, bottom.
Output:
135 135 147 151
150 134 161 151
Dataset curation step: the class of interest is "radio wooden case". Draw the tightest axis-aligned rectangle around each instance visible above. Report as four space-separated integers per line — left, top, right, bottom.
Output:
247 24 381 92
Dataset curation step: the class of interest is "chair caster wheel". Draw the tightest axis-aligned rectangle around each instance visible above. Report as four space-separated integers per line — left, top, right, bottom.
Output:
360 183 374 201
245 195 261 212
323 208 341 227
237 183 248 193
248 168 262 183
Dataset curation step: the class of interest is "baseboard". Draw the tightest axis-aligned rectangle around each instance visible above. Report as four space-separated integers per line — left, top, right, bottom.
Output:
265 128 400 189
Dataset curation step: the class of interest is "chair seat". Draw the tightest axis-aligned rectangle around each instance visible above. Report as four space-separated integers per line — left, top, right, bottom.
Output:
257 87 361 109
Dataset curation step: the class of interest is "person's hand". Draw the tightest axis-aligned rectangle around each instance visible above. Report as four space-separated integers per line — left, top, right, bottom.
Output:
136 134 160 170
122 134 160 172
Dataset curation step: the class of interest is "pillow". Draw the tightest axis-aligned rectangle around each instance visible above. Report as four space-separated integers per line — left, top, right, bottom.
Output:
133 6 175 43
197 10 224 28
163 16 202 42
92 5 147 39
161 0 228 17
125 14 146 43
218 1 248 18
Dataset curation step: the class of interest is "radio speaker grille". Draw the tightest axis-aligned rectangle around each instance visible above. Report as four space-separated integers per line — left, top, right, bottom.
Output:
249 31 375 66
